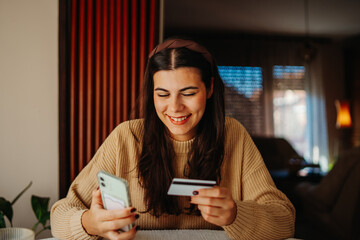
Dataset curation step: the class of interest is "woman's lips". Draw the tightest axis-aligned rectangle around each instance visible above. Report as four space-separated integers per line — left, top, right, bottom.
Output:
167 114 192 125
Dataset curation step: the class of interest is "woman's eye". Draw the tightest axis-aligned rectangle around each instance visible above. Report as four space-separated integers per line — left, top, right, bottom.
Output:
157 94 169 97
183 93 196 96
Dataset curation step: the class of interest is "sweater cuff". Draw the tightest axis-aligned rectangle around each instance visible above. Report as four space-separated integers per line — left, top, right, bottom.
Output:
70 209 99 240
222 200 256 239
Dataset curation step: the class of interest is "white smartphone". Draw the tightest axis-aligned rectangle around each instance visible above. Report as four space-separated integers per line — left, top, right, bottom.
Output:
97 170 133 231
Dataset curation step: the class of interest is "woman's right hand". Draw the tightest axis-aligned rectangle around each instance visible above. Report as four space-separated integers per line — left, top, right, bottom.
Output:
81 188 139 240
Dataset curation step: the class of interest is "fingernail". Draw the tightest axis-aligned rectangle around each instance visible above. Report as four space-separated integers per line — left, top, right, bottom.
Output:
193 191 199 195
136 225 140 231
130 208 137 213
96 186 99 190
135 214 140 219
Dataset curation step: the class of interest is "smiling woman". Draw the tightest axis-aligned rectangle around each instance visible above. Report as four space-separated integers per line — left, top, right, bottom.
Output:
153 67 210 141
138 43 225 219
51 38 295 240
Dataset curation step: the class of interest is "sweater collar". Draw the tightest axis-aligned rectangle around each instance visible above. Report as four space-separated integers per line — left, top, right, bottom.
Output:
171 138 194 154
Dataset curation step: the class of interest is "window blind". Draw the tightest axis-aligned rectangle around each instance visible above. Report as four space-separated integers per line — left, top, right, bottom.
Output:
218 66 264 135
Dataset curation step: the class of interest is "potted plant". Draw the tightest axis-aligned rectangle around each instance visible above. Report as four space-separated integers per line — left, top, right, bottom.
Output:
0 182 51 238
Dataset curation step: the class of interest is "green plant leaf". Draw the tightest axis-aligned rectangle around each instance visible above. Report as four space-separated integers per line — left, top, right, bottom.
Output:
31 195 50 226
11 181 32 205
0 212 6 228
40 211 51 227
0 197 13 226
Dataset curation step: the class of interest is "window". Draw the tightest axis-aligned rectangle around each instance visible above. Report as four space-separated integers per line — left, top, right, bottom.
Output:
218 65 307 157
218 66 264 134
273 66 307 156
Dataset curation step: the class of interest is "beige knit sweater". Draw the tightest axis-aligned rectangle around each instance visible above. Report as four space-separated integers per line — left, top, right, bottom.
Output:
51 117 295 240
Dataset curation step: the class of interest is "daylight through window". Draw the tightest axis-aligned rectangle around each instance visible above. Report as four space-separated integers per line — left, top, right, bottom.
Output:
273 65 307 156
219 65 308 157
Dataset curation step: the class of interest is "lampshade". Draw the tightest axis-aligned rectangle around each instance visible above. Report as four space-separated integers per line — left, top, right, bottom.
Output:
335 100 352 128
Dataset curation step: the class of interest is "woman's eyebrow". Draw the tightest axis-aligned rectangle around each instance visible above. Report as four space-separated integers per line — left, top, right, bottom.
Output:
154 86 198 92
179 86 198 92
154 87 169 92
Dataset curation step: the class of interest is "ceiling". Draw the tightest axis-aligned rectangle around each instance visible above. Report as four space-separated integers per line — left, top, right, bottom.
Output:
164 0 360 40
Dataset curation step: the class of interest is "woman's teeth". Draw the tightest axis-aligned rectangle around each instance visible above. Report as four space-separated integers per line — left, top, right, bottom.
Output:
170 115 189 122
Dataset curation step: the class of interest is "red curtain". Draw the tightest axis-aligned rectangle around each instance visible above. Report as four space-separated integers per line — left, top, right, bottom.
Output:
60 0 159 196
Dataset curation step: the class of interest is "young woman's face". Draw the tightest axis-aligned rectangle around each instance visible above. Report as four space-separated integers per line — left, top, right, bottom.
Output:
153 67 211 141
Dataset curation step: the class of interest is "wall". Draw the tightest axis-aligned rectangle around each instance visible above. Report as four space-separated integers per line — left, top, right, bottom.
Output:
0 0 58 238
343 36 360 148
321 41 346 163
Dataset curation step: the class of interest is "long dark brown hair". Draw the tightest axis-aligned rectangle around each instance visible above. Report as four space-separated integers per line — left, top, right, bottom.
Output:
137 41 225 217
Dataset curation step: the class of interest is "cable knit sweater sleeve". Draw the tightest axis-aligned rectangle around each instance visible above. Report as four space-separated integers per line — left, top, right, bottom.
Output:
222 118 295 239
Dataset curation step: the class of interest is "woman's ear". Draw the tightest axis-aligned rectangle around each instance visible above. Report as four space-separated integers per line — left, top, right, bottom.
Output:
207 77 214 99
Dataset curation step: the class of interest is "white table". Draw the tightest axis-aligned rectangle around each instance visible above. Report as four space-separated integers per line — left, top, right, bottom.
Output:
42 230 230 240
42 230 301 239
135 230 230 239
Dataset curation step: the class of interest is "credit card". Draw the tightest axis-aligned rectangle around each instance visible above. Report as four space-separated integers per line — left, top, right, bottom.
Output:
167 178 216 196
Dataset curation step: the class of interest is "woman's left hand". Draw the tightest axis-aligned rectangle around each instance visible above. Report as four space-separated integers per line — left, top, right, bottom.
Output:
190 187 237 226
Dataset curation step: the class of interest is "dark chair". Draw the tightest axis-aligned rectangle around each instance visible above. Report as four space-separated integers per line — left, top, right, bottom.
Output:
252 136 322 208
252 136 314 175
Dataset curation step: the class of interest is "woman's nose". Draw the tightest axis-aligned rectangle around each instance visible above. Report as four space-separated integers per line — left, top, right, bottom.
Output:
169 96 183 112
